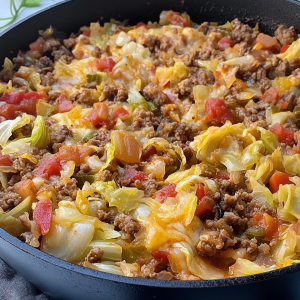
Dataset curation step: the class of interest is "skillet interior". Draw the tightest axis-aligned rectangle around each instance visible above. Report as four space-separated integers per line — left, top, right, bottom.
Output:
1 0 300 299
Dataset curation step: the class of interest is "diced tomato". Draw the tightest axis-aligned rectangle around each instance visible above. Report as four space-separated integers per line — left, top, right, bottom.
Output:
166 11 190 27
24 91 47 101
154 184 177 203
270 123 294 145
15 179 36 200
0 154 11 166
136 22 150 29
195 183 214 217
205 98 233 123
253 212 279 241
141 145 157 161
91 58 116 72
216 172 230 180
0 91 25 104
278 100 289 109
33 199 53 235
113 107 129 121
29 37 46 54
260 87 279 105
82 31 91 37
269 171 294 193
293 145 300 154
280 43 290 53
152 250 169 265
123 169 148 182
34 156 62 180
218 36 235 51
58 145 92 166
57 95 74 113
0 104 17 119
87 102 109 126
256 33 278 49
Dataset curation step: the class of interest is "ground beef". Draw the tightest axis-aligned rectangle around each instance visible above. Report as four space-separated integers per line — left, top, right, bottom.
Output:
279 91 295 110
114 213 141 238
85 247 104 263
12 157 36 179
178 67 215 96
40 72 55 86
51 49 74 64
230 19 258 46
143 83 169 106
50 125 73 153
116 84 127 102
195 37 219 60
70 90 97 106
34 56 54 73
0 187 22 211
99 170 113 182
97 208 118 224
87 128 110 147
140 34 161 52
101 84 118 101
130 177 159 197
275 25 297 45
43 38 61 52
172 141 193 161
129 109 160 131
53 178 78 202
81 82 97 89
134 259 171 279
63 37 76 49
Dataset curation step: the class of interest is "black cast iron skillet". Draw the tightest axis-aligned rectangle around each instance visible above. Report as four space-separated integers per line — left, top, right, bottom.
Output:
1 0 300 299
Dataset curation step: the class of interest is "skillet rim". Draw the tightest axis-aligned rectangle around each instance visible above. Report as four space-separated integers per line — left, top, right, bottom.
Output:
0 0 300 289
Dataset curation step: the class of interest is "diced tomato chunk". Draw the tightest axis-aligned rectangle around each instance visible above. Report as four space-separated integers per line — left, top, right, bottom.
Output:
33 199 53 235
91 58 116 72
154 184 177 203
87 102 109 126
166 11 190 27
34 156 62 180
136 22 150 29
29 37 46 54
218 36 235 51
196 183 205 200
24 91 47 101
0 91 25 104
256 33 278 49
57 95 74 113
269 171 294 193
15 179 36 200
0 154 11 166
195 183 214 217
260 87 279 105
280 43 290 53
216 172 230 180
58 145 93 166
293 145 300 154
113 107 129 121
152 250 169 265
270 123 294 145
0 104 17 119
253 212 278 241
123 169 148 182
82 31 91 37
205 98 233 123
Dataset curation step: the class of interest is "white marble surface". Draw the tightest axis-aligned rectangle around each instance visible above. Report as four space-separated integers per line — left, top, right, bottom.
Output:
0 0 64 33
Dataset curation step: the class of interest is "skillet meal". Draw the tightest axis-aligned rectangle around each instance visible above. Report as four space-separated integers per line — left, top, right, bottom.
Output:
1 10 300 280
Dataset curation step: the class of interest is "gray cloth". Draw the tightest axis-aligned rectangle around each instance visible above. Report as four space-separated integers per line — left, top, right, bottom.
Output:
0 258 53 300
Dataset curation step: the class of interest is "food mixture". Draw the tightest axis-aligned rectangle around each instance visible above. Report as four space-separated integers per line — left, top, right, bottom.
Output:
0 10 300 280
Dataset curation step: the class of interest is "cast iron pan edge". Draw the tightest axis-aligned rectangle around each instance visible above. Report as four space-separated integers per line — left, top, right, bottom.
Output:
1 0 300 297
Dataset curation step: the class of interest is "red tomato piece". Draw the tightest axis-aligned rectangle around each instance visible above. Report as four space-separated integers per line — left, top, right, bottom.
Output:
82 31 91 37
33 199 53 235
58 145 92 166
91 58 116 72
34 156 62 179
196 183 205 200
166 11 190 27
0 154 11 166
123 169 148 182
24 91 47 101
152 250 169 265
270 123 294 145
195 196 215 217
87 102 109 126
57 95 74 113
0 104 17 119
260 87 279 105
269 171 294 193
154 184 177 203
218 36 235 51
29 37 46 54
113 107 129 121
216 172 230 180
136 22 150 29
0 91 25 104
293 146 300 154
17 99 38 115
205 98 233 123
280 43 290 53
256 33 278 49
253 212 278 241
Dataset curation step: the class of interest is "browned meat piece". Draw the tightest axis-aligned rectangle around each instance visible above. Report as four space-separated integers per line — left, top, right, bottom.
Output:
70 90 97 106
85 247 104 263
50 125 73 153
143 83 169 107
97 208 118 224
114 213 141 237
35 56 54 73
0 187 22 211
230 18 258 46
41 72 55 86
129 109 160 131
63 37 76 49
134 259 169 279
81 82 97 89
116 84 128 102
99 170 113 182
275 25 297 45
43 38 61 52
53 178 78 202
87 128 110 147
